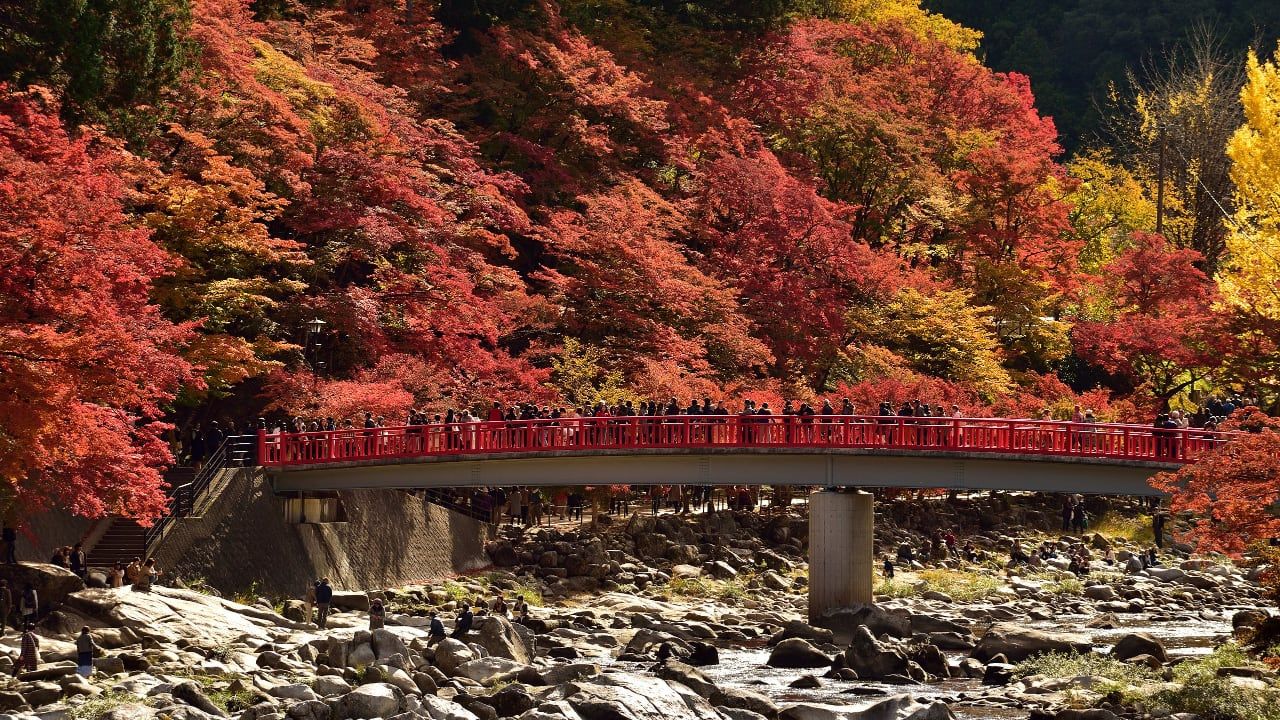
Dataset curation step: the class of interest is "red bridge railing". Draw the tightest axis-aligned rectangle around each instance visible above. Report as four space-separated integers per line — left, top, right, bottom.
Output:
257 416 1230 469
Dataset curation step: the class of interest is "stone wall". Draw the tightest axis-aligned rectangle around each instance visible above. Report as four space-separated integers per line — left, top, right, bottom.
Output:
152 468 491 596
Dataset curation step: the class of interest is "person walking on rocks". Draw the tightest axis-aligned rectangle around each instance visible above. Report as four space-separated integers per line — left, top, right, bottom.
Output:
1153 511 1167 549
315 578 333 629
882 555 895 580
452 603 474 639
14 624 38 675
76 626 97 677
18 584 37 627
304 580 318 625
368 599 385 630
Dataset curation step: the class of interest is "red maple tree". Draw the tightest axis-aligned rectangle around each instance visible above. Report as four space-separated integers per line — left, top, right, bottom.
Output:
0 87 194 520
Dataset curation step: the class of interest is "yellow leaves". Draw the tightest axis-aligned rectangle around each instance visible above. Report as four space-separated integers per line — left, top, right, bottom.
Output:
1221 43 1280 319
250 39 379 149
844 287 1012 399
548 338 639 409
810 0 981 51
1066 150 1156 271
183 333 284 396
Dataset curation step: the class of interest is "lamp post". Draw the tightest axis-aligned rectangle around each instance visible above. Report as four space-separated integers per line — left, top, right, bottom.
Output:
302 317 329 395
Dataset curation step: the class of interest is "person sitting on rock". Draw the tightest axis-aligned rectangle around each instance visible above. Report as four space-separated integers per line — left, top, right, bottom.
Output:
1145 547 1160 567
490 591 509 617
368 599 385 630
1008 542 1030 566
107 563 124 588
124 558 142 585
428 612 446 645
513 597 529 623
132 559 158 592
452 604 474 639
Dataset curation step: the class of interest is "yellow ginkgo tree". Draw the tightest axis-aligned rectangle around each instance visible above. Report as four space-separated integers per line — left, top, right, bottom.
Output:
1221 44 1280 320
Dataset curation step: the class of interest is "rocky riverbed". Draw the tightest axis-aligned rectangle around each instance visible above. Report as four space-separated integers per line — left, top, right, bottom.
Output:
0 496 1273 720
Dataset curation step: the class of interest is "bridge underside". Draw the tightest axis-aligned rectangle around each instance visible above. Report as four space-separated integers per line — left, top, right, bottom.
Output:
267 448 1173 496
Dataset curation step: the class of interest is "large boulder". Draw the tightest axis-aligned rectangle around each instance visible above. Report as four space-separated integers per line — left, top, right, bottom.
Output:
566 673 721 720
455 657 525 685
419 695 481 720
815 606 910 640
844 627 910 679
767 639 832 669
370 628 410 662
0 564 84 615
654 659 718 699
1110 633 1167 664
972 623 1092 663
432 638 476 675
475 615 531 663
767 621 835 647
710 688 780 720
330 591 370 612
333 684 404 720
172 681 229 718
780 696 954 720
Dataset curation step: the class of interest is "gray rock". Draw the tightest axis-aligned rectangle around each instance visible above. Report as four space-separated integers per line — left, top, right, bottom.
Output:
709 688 779 719
455 657 525 685
654 659 717 699
286 701 331 720
419 695 480 720
767 639 832 669
433 638 477 675
0 564 84 616
844 627 909 679
779 696 953 720
767 621 834 647
1110 633 1167 664
331 592 371 612
333 684 404 720
313 677 352 698
567 673 720 720
475 616 531 664
1083 585 1117 601
972 624 1091 663
816 606 911 640
172 681 229 718
100 705 158 720
487 685 537 717
269 685 318 703
21 682 62 708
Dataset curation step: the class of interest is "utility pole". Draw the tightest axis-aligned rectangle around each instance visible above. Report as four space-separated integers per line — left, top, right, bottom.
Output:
1155 122 1166 236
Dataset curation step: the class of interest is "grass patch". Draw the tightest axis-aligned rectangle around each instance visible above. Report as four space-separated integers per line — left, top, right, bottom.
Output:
874 578 917 599
1149 644 1280 720
916 569 1003 601
661 576 749 603
441 580 473 603
1089 514 1155 545
1044 577 1085 596
1016 651 1157 690
69 692 154 720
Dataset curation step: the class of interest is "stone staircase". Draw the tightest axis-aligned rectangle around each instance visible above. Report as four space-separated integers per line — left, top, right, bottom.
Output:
87 518 147 569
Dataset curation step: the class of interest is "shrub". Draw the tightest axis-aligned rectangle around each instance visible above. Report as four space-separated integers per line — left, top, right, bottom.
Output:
916 569 1003 601
1149 644 1280 720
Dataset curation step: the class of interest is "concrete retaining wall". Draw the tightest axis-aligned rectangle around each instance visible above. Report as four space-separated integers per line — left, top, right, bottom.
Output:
152 468 490 596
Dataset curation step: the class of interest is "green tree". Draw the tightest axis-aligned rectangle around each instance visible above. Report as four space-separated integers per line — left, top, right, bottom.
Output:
0 0 197 131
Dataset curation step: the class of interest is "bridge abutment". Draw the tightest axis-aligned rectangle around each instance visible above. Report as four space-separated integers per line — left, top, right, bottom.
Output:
808 489 874 621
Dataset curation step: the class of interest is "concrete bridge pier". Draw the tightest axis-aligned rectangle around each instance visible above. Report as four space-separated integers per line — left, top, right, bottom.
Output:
808 488 874 621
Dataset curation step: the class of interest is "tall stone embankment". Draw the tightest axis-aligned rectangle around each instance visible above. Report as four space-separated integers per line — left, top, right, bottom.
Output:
151 469 490 596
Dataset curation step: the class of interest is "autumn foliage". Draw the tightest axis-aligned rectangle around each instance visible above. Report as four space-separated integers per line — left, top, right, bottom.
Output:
0 0 1278 521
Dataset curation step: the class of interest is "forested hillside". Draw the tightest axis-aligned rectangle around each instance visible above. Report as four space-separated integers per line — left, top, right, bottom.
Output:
2 0 1279 517
924 0 1280 150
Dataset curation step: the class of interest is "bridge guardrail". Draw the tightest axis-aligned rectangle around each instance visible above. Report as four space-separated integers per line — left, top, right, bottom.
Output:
256 416 1230 468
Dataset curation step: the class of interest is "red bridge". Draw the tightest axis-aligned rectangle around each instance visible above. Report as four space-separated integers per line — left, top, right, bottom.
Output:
259 416 1224 497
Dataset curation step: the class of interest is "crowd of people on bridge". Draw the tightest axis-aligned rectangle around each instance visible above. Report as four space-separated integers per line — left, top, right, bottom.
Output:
177 391 1278 469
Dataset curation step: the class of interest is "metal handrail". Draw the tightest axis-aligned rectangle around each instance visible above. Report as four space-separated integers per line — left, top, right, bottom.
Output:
143 434 258 550
256 416 1233 469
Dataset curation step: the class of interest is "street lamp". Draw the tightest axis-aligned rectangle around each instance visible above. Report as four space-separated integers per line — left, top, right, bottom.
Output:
305 318 327 335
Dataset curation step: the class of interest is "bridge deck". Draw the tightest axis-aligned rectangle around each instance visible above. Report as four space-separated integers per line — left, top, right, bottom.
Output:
260 416 1220 496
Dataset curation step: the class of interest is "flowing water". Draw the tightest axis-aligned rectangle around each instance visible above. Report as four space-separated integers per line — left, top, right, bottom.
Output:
617 611 1237 720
